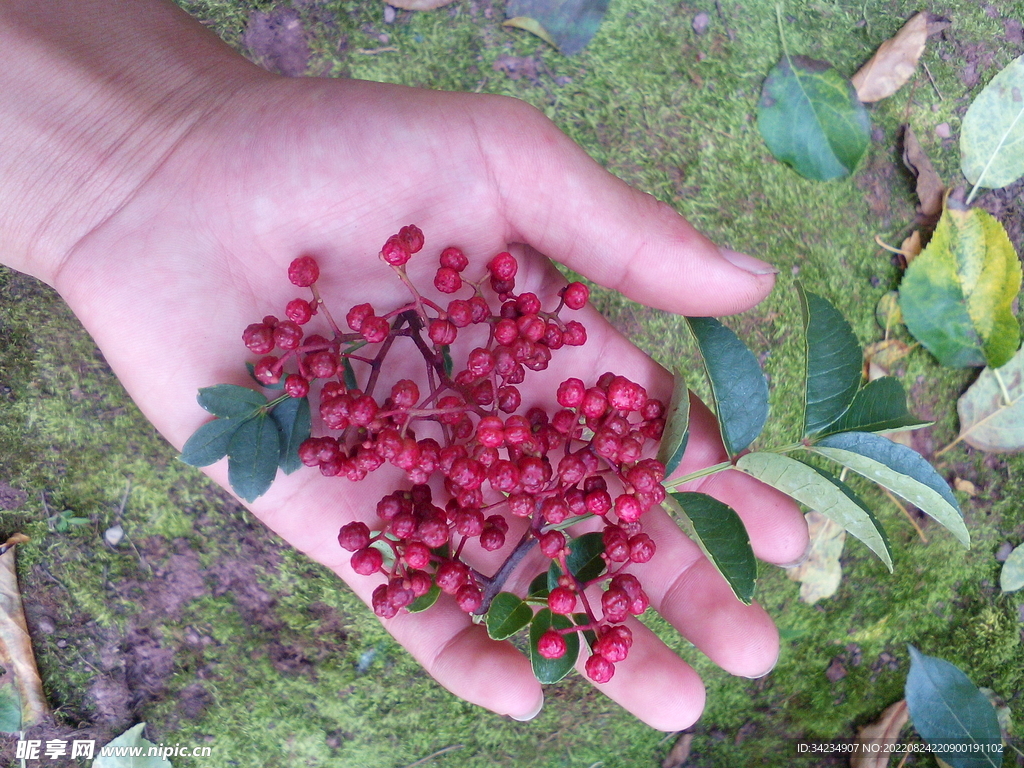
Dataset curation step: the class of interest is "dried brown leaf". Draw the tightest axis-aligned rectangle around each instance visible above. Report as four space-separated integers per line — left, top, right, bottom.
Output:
953 478 977 496
851 700 909 768
0 549 48 727
853 13 929 102
901 125 945 220
900 230 924 263
787 511 845 604
864 339 913 378
661 732 694 768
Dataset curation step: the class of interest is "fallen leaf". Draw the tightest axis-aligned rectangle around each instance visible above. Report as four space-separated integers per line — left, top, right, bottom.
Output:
875 292 904 332
864 339 913 377
94 723 172 768
901 125 945 219
104 525 125 547
758 55 871 181
853 12 929 102
953 478 977 496
961 54 1024 191
957 346 1024 452
979 687 1013 741
899 200 1022 368
852 700 909 768
505 0 610 56
999 543 1024 592
900 230 924 263
0 547 49 729
787 511 845 604
661 732 694 768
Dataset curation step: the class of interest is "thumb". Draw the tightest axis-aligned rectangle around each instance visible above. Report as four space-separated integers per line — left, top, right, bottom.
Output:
483 101 778 316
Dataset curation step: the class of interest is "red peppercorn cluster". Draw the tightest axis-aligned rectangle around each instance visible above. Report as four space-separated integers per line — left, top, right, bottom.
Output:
243 226 666 683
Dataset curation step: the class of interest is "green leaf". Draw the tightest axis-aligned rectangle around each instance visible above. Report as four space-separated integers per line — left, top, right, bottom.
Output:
899 204 1022 369
818 377 928 437
956 348 1024 452
656 372 690 476
198 383 267 417
667 492 757 604
179 418 244 467
961 54 1024 191
247 361 284 390
270 396 311 474
94 723 174 768
341 357 358 391
529 609 579 684
0 684 21 734
504 0 609 56
407 584 440 613
811 432 969 547
486 592 534 641
905 646 1004 768
736 452 892 571
757 54 871 181
799 284 864 436
1000 544 1024 593
441 345 454 378
547 532 605 591
528 572 550 598
227 414 281 503
686 316 769 455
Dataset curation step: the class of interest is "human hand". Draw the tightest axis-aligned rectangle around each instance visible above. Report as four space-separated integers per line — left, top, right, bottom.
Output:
3 3 807 730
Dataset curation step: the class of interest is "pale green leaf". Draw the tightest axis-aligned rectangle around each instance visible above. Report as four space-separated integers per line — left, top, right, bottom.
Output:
961 54 1024 191
757 55 871 181
900 203 1022 369
736 452 892 570
94 723 174 768
811 432 969 547
957 348 1024 452
656 373 690 477
999 544 1024 593
0 685 21 734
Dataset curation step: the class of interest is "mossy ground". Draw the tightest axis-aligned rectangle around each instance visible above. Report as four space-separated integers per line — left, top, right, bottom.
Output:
1 1 1022 766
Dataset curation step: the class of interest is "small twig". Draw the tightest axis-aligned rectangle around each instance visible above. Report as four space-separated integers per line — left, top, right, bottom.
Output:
476 531 538 614
895 752 910 768
882 488 928 543
993 368 1013 408
399 745 464 768
921 61 943 100
934 433 965 458
715 0 735 41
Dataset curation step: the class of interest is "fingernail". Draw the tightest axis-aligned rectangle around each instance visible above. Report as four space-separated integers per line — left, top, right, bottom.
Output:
779 540 812 569
720 248 779 276
510 693 544 722
742 654 779 680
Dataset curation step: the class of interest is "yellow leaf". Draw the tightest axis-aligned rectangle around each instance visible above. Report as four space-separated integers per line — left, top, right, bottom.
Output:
787 511 845 604
503 17 558 50
900 230 923 263
853 13 929 102
0 548 49 728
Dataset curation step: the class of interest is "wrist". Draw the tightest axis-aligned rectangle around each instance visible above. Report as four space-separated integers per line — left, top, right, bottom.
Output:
0 0 266 284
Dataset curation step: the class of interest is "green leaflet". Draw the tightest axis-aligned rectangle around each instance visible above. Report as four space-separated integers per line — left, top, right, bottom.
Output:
667 492 757 604
1000 544 1024 593
407 584 440 613
270 396 311 474
547 532 605 591
956 347 1024 452
227 414 281 503
811 432 969 547
799 285 864 436
961 54 1024 191
197 383 267 417
905 647 1003 768
757 55 871 181
900 203 1022 369
486 592 533 641
818 377 928 437
179 417 243 467
529 609 579 684
656 372 690 477
736 452 892 571
686 316 769 455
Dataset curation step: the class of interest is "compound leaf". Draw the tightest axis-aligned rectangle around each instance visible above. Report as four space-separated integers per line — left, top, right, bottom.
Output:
799 284 864 436
686 316 769 455
657 373 690 477
271 396 311 474
180 417 243 467
227 414 281 503
819 377 928 437
530 609 579 684
486 592 533 641
757 55 871 181
961 54 1024 191
956 347 1024 452
900 203 1021 369
811 432 969 547
736 452 892 570
668 492 757 604
197 384 266 417
905 647 1003 768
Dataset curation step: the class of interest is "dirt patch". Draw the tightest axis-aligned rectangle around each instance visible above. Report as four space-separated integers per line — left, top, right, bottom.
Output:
976 177 1024 256
0 481 27 510
244 6 311 77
